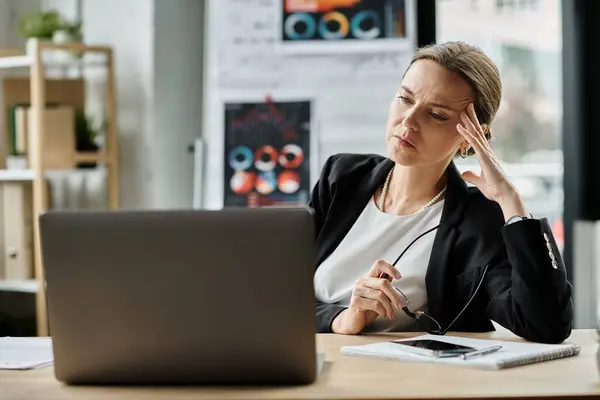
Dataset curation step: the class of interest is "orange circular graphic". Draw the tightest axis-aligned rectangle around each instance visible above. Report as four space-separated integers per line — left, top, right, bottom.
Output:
279 144 304 169
319 11 350 40
230 171 255 195
278 170 301 194
255 171 277 195
254 145 278 172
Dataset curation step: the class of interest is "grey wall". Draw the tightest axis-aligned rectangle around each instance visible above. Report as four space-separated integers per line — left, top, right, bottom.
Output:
0 0 41 49
152 0 204 209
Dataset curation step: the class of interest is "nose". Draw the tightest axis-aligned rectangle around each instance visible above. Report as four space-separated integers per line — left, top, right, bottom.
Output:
402 106 420 132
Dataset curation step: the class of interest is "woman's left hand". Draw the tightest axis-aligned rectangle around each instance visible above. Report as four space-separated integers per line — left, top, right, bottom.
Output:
457 103 528 221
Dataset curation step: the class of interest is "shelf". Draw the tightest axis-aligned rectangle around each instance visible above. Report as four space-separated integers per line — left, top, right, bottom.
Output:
0 55 32 69
74 152 106 163
0 169 34 181
0 164 109 182
0 42 112 70
0 55 108 71
0 41 118 337
0 279 38 293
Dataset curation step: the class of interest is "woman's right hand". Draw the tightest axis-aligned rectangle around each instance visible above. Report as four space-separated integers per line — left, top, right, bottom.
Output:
331 260 406 335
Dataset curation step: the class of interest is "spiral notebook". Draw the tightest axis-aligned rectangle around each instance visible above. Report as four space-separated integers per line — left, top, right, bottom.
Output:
341 334 581 370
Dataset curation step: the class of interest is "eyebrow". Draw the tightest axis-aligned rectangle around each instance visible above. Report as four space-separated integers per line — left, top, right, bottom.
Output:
400 85 455 112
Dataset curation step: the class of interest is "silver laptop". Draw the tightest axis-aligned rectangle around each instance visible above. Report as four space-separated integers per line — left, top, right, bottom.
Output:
39 207 317 385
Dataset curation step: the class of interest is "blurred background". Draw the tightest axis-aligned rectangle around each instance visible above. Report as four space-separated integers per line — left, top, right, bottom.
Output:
0 0 581 337
439 0 563 248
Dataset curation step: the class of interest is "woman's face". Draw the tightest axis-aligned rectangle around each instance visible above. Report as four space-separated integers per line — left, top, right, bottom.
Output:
386 59 475 167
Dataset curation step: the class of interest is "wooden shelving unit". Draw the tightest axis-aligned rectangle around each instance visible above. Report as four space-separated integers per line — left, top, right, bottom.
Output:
0 39 119 336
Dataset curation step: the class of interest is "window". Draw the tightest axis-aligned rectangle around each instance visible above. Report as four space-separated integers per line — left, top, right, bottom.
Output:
436 0 564 247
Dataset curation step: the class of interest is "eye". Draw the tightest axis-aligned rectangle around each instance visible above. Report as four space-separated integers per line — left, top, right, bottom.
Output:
397 95 413 105
431 112 448 121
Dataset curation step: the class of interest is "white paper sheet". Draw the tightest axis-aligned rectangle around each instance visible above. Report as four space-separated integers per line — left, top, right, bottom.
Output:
0 337 54 370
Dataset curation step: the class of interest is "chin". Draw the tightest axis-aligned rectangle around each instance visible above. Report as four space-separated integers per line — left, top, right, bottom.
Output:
387 145 421 166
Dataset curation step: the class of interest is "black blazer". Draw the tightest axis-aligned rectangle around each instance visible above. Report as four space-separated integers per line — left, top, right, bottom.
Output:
309 153 574 344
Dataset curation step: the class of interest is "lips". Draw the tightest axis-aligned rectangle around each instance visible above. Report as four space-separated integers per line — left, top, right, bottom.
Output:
392 134 416 148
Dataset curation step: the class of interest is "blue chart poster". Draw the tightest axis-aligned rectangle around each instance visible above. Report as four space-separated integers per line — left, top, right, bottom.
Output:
223 99 311 207
281 0 407 45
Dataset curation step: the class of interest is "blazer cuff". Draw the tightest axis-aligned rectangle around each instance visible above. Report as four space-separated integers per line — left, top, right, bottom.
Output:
500 217 565 281
317 304 347 333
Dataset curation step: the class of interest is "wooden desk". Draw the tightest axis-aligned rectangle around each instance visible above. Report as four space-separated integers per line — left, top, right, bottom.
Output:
2 330 600 399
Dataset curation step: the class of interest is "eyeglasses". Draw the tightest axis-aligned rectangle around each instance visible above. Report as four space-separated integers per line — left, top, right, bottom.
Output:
382 268 489 336
381 224 447 334
379 272 445 335
394 286 444 335
383 223 496 336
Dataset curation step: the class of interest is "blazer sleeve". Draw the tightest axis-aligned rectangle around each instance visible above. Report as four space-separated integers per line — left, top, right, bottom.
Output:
484 218 574 343
307 155 348 333
307 154 337 235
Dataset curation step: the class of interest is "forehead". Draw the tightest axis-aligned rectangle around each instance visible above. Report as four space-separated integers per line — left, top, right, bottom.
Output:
402 59 473 104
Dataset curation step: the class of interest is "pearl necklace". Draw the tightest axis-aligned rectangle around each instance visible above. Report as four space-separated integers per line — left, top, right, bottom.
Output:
378 168 447 214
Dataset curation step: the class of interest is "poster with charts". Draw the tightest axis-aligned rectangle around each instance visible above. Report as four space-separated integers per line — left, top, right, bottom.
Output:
223 98 312 208
278 0 414 54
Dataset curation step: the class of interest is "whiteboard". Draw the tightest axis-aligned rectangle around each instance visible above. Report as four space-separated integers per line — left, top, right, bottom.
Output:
201 0 417 209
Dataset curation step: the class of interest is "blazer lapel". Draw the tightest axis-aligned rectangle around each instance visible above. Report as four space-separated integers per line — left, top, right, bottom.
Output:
425 162 468 325
315 157 393 266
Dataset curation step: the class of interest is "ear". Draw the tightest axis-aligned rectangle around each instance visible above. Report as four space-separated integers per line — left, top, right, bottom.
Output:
481 123 488 135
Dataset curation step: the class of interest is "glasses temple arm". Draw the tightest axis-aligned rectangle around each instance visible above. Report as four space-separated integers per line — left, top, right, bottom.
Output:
440 264 489 336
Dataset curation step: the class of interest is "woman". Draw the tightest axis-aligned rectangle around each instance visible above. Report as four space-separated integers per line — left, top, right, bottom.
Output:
310 41 573 344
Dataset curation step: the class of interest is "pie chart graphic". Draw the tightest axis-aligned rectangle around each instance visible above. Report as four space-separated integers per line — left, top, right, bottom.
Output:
279 144 304 169
254 145 278 172
255 171 277 195
278 170 301 194
228 146 253 171
230 171 255 195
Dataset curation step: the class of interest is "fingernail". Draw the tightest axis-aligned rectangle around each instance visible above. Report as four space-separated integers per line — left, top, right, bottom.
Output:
395 271 402 279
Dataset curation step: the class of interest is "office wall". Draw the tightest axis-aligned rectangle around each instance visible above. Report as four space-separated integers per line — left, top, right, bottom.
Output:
152 0 204 209
201 0 418 209
0 0 41 49
40 0 204 209
37 1 416 210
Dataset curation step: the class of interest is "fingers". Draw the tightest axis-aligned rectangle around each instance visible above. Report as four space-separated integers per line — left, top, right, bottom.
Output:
458 113 485 152
466 104 489 139
368 260 401 280
466 103 484 134
458 103 491 153
352 260 405 320
461 170 483 188
350 296 387 319
362 277 406 310
352 286 394 319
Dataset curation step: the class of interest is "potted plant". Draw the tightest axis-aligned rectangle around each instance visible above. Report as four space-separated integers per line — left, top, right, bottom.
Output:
18 10 63 54
54 20 83 43
75 109 105 169
52 20 83 62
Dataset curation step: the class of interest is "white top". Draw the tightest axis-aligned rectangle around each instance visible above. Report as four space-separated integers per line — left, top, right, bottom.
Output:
314 197 444 332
